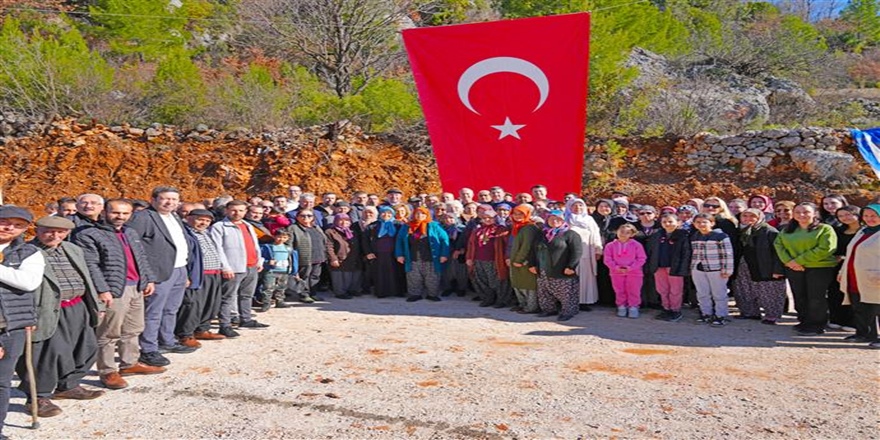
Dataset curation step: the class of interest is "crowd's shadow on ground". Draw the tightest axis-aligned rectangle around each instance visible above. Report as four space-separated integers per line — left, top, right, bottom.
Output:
292 292 865 350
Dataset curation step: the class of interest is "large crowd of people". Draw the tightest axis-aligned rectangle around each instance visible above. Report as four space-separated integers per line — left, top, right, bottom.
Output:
0 183 878 436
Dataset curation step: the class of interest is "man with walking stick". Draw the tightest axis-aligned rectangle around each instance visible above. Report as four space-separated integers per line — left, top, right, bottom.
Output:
0 206 44 437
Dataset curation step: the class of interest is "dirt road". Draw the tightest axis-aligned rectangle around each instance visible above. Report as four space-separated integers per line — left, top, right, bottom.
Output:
6 295 878 439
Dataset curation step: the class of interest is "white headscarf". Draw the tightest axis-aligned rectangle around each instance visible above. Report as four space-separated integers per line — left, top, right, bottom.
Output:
565 198 592 229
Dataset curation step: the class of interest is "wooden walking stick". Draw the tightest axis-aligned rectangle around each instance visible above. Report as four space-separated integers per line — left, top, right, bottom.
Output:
25 327 39 429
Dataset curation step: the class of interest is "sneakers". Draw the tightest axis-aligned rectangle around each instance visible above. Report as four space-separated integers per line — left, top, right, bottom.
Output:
238 319 269 329
655 310 671 320
218 326 240 338
844 334 869 342
616 306 627 317
666 311 683 322
628 307 640 319
696 314 713 324
868 341 880 350
710 316 729 327
826 322 842 329
158 343 198 354
274 301 292 309
300 295 316 304
259 301 271 312
138 351 171 367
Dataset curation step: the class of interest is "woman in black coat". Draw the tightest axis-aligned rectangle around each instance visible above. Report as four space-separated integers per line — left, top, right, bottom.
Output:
733 208 787 324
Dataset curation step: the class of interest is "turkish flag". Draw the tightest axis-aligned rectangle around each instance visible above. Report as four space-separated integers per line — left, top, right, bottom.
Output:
403 13 590 200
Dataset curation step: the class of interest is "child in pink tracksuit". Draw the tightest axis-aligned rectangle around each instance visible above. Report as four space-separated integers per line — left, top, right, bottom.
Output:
604 224 647 318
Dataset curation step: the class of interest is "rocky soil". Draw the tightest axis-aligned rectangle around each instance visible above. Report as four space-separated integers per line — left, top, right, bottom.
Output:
0 117 876 212
4 296 878 439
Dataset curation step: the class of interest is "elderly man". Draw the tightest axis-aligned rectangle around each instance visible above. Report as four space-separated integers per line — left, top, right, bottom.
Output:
67 193 105 233
127 186 194 367
0 206 43 437
459 188 474 205
19 216 104 418
210 201 268 338
287 193 324 227
183 209 226 341
384 188 404 207
73 199 164 390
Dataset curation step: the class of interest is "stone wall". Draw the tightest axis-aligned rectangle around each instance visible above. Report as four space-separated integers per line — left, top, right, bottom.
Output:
676 128 861 184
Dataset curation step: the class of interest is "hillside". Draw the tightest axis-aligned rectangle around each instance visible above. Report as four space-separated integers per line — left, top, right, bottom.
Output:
0 118 874 212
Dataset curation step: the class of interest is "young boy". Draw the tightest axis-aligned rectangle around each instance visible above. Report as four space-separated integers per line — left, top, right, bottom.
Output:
259 230 299 311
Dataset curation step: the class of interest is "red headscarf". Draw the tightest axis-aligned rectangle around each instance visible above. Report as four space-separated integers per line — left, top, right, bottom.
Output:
408 207 432 238
510 204 535 237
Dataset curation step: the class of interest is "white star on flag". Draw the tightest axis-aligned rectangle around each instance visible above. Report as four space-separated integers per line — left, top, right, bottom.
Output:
491 117 526 140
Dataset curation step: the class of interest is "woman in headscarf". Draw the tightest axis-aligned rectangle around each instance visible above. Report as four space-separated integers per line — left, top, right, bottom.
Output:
733 208 786 324
748 194 775 222
395 207 450 302
439 212 468 297
365 206 404 298
465 208 510 308
529 210 583 321
839 204 880 348
509 204 541 313
565 198 603 310
355 206 378 296
325 213 363 299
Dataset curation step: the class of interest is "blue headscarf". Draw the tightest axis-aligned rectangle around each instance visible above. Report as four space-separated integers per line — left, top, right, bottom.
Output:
377 206 397 238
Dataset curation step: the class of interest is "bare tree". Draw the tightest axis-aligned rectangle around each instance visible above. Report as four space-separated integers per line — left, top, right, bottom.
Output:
239 0 413 97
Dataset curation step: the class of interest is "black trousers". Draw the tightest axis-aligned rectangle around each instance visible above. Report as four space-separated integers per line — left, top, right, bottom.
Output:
197 273 223 333
827 264 854 326
850 293 880 341
17 301 97 397
0 329 25 436
785 267 836 332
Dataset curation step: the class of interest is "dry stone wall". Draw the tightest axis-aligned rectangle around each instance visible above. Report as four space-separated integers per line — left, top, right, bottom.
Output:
677 128 861 184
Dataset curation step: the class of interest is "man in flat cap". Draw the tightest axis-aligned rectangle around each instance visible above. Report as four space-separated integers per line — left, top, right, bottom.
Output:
0 206 43 437
72 198 164 391
18 215 104 418
179 209 227 342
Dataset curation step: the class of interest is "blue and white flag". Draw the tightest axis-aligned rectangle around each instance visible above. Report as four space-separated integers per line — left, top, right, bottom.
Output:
851 128 880 179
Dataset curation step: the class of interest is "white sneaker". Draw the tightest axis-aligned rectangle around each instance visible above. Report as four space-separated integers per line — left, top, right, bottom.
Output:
840 326 856 332
628 307 640 319
617 306 627 317
827 323 842 329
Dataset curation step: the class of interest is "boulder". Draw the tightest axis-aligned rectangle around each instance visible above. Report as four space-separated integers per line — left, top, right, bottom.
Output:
789 148 856 182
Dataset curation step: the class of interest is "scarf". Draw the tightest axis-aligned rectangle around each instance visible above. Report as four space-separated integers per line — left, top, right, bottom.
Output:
748 194 774 214
333 214 353 240
408 207 431 239
510 204 535 237
376 206 397 238
739 219 767 247
863 204 880 236
442 222 460 241
476 222 503 246
544 211 569 242
564 198 592 229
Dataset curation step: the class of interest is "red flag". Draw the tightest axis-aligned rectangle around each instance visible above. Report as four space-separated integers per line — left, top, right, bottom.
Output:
403 13 590 199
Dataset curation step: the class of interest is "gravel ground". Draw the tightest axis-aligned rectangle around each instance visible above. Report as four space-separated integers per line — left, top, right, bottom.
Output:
5 295 878 440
